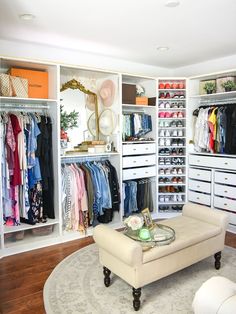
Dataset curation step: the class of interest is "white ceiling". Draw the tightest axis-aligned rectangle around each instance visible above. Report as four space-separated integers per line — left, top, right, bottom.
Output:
1 0 236 69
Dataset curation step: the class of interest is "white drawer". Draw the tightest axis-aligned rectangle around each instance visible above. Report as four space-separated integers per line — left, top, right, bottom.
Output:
215 171 236 186
214 196 236 213
229 212 236 225
123 143 156 156
214 184 236 199
189 154 236 171
188 179 211 193
189 168 211 181
188 191 211 206
123 166 156 180
123 155 156 168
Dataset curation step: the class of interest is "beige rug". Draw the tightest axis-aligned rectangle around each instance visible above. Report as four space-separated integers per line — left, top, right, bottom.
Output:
43 244 236 314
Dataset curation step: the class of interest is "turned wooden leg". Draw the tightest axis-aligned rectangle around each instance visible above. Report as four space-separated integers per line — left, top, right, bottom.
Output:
103 266 111 287
214 251 221 270
132 287 141 311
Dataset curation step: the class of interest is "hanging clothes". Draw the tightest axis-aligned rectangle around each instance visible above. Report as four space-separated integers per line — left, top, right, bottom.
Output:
123 178 154 217
61 160 120 233
0 112 55 226
122 113 152 140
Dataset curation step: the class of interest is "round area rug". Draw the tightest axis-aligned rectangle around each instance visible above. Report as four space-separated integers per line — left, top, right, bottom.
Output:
44 244 236 314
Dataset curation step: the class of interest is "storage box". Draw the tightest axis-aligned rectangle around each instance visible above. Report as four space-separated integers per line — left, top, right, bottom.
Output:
4 231 24 242
122 84 136 104
199 79 216 95
148 97 156 106
32 225 54 236
136 96 148 105
216 76 236 93
10 68 48 99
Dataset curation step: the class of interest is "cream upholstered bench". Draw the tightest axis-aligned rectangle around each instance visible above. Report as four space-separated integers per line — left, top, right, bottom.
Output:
93 203 228 311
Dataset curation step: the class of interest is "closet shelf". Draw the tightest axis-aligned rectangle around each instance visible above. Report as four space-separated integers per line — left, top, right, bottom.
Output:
189 91 236 101
189 152 236 158
4 219 59 234
122 104 156 108
158 89 186 92
0 96 58 104
122 141 156 144
158 201 185 205
158 98 186 101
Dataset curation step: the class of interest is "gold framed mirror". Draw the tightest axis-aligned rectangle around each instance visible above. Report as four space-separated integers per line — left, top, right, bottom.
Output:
60 79 99 140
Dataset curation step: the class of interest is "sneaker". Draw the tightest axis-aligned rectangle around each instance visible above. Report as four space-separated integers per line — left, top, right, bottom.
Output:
178 130 183 137
165 138 171 146
164 196 170 202
164 178 170 183
172 130 178 137
177 112 184 118
159 102 165 109
159 112 165 118
159 158 165 165
159 177 164 183
159 148 165 155
159 195 165 202
172 139 178 146
172 195 177 202
170 121 177 128
159 168 165 175
172 102 178 108
177 195 183 202
172 112 178 118
165 168 171 175
159 130 165 137
164 121 170 127
165 92 171 98
165 158 171 165
165 102 171 109
159 121 164 127
178 139 184 146
177 177 183 184
171 168 177 175
165 130 171 137
165 112 171 118
177 168 183 175
177 120 184 127
178 148 184 155
159 138 165 146
171 177 177 184
178 102 184 108
171 148 177 156
164 148 170 155
159 93 165 99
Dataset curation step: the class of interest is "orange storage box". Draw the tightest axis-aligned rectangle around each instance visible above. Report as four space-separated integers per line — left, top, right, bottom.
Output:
136 96 148 105
10 68 48 99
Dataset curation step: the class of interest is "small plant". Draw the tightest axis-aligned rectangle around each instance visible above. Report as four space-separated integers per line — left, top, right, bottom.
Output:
203 82 216 94
136 84 145 97
221 80 236 92
60 105 79 131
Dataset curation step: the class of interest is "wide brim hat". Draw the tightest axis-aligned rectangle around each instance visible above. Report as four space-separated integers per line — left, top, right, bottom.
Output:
99 109 117 135
85 94 96 111
99 80 115 107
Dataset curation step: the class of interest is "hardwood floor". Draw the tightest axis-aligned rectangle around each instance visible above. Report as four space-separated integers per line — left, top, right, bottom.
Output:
0 232 235 314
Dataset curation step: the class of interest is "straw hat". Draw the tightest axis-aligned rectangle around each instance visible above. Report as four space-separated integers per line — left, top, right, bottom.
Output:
85 94 96 111
99 109 117 135
99 80 115 107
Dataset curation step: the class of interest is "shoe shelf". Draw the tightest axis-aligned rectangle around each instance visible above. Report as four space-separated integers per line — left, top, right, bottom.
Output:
157 78 187 219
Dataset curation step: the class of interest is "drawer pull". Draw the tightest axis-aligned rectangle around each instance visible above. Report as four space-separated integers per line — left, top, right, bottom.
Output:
145 148 149 150
133 161 137 163
197 185 200 188
224 162 228 165
145 171 149 174
224 191 228 193
224 178 228 180
224 203 228 206
196 197 200 200
197 174 200 176
133 173 136 175
145 160 149 162
133 148 136 151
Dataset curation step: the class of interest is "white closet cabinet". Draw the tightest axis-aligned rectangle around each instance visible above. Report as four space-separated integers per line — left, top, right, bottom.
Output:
188 70 236 233
0 57 61 256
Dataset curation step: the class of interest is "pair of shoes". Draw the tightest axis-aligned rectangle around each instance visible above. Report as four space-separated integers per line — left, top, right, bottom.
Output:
159 130 171 137
159 121 170 127
159 102 171 109
159 139 171 146
159 148 170 155
159 92 171 99
159 205 170 212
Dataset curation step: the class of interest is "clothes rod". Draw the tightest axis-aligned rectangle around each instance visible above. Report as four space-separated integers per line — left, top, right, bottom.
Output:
61 154 110 163
0 103 49 110
199 98 236 105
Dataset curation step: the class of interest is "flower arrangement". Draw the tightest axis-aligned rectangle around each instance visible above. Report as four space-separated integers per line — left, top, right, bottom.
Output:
136 84 145 97
124 215 143 231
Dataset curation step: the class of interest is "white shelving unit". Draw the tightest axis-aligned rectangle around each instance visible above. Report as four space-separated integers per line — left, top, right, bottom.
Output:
188 70 236 233
157 78 187 218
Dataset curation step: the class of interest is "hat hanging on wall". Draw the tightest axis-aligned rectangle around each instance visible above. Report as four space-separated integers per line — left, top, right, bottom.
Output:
99 109 117 135
99 80 115 107
85 94 96 111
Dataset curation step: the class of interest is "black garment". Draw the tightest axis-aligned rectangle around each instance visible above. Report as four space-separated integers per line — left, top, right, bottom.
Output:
225 105 236 154
137 180 153 212
36 116 55 218
105 160 120 211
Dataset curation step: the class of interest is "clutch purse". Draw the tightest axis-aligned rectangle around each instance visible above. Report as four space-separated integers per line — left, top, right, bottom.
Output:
0 73 28 98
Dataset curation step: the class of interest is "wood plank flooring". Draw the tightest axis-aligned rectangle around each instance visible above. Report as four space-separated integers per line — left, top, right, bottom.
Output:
0 232 235 314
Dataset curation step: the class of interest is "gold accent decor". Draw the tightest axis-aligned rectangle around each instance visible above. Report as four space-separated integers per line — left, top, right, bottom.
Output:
60 79 99 140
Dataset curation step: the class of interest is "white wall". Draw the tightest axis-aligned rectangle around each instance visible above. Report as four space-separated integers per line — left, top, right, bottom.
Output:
0 39 171 77
173 54 236 77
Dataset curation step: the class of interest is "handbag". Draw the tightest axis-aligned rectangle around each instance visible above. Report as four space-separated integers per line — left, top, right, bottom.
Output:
0 73 28 98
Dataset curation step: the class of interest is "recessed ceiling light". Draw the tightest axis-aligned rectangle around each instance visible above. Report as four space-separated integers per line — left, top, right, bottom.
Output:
165 0 180 7
19 14 35 20
156 46 170 52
